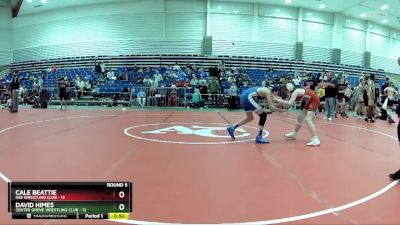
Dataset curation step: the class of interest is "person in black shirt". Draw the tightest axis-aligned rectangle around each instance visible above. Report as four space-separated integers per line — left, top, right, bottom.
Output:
59 77 68 109
390 112 400 180
304 73 317 90
319 72 337 121
10 71 20 94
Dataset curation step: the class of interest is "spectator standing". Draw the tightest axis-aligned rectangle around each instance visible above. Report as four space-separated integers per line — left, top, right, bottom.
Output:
10 71 20 95
209 77 221 105
59 77 69 110
365 74 376 123
137 90 146 107
320 72 337 121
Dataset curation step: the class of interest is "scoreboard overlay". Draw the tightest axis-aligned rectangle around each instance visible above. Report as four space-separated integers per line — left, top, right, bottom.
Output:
8 182 132 220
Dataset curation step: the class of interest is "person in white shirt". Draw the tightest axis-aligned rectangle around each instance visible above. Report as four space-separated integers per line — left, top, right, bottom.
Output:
106 70 115 80
190 75 199 87
75 76 85 98
154 71 163 83
143 76 153 87
19 85 28 101
173 63 180 71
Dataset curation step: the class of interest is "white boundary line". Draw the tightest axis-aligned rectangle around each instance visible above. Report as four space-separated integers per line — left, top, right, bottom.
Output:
0 172 10 183
0 113 398 225
107 180 399 225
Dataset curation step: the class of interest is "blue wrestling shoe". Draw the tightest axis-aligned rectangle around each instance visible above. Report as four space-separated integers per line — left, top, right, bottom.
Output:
255 135 270 144
227 125 235 140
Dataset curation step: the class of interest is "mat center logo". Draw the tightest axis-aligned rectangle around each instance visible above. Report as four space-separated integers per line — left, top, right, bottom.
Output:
124 123 269 145
142 125 249 138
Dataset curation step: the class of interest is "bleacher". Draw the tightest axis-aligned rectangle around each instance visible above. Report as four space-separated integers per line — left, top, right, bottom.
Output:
6 54 387 98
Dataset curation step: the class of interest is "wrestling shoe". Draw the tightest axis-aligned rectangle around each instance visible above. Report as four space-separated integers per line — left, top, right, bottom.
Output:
389 169 400 180
255 135 270 144
284 131 297 140
306 137 320 146
227 125 235 140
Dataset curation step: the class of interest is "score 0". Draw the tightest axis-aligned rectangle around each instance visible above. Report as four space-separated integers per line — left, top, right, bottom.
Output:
117 190 128 211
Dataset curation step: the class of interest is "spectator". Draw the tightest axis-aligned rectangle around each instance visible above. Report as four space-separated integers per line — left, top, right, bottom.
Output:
228 83 238 110
173 62 180 71
51 64 57 72
85 80 92 91
175 79 183 88
209 77 221 105
261 77 269 87
239 75 247 88
365 74 376 123
136 76 143 84
304 73 317 90
124 73 129 81
354 77 366 117
382 77 390 94
157 85 167 107
58 77 69 110
192 88 203 108
169 85 178 107
344 83 353 115
154 70 163 84
267 67 274 78
177 69 186 81
199 81 208 101
336 76 348 118
197 68 206 77
143 75 153 87
41 71 46 80
185 65 192 76
10 71 20 94
32 80 39 96
320 72 337 121
170 71 178 80
147 86 156 106
199 76 207 86
75 76 85 98
383 81 397 123
190 75 199 87
22 73 29 80
183 78 191 89
317 86 325 114
19 85 28 104
107 70 116 81
137 90 146 107
92 85 100 100
218 60 225 70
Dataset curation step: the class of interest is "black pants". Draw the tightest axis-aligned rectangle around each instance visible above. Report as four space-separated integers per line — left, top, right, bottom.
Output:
228 96 238 109
397 120 400 141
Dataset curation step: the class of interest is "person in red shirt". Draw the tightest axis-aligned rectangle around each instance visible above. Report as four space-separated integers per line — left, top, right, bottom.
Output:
274 82 320 146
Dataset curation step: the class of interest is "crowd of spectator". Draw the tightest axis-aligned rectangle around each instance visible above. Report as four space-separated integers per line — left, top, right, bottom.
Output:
1 60 398 125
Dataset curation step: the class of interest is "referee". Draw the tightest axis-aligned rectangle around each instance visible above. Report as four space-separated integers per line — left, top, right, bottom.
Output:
389 105 400 180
